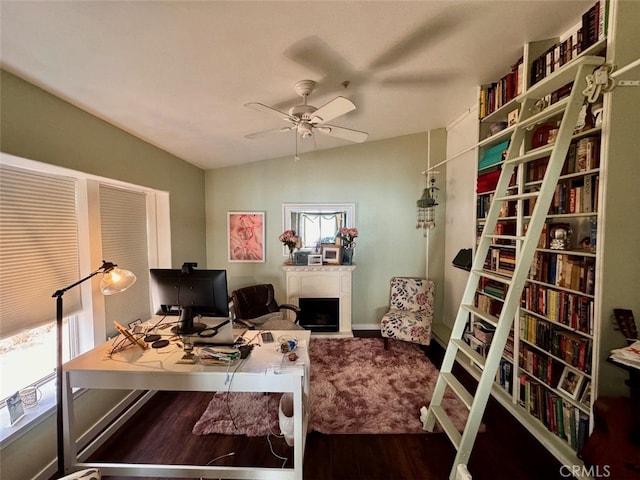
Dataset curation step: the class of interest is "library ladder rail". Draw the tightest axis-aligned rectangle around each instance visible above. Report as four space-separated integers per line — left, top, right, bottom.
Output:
421 54 605 480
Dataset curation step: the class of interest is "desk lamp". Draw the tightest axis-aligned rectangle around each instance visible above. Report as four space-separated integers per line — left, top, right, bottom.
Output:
52 260 136 476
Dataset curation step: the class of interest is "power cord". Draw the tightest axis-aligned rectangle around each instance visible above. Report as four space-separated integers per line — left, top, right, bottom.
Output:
198 451 236 480
264 392 289 468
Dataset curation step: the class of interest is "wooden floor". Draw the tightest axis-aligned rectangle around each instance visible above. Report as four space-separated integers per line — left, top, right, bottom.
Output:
86 333 566 480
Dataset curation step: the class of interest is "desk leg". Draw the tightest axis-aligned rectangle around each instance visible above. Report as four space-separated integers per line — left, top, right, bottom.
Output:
629 369 640 445
293 378 303 480
62 371 77 472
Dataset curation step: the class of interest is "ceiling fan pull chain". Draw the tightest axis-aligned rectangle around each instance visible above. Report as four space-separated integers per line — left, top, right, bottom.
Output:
294 132 300 162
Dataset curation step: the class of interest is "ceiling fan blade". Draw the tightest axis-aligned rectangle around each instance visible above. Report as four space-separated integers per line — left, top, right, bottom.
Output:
245 126 294 139
368 12 463 70
245 102 296 123
284 36 363 88
316 124 368 143
378 71 453 88
310 96 356 124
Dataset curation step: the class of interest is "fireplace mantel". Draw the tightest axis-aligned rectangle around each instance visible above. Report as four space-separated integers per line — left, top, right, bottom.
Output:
282 265 355 336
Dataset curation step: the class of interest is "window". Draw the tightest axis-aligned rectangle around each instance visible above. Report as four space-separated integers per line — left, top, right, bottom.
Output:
99 185 152 326
0 154 170 418
283 203 355 252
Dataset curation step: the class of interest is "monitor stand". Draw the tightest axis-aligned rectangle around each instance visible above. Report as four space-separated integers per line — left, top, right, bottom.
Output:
171 307 207 335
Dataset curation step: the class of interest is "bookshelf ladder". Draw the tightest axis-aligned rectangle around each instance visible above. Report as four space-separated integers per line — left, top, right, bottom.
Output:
421 55 605 480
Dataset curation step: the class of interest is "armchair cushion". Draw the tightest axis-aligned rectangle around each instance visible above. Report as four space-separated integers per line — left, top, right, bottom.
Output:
237 311 304 331
380 277 433 346
231 284 303 330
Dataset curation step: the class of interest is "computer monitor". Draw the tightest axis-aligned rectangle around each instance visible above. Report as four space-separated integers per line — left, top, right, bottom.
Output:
149 267 229 334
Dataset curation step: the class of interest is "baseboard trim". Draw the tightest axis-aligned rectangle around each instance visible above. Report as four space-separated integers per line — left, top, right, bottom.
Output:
352 323 381 331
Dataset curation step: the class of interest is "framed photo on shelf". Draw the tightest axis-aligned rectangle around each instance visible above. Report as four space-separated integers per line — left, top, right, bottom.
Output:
580 381 591 407
557 367 585 400
227 212 265 263
7 392 25 426
308 254 323 266
321 246 341 265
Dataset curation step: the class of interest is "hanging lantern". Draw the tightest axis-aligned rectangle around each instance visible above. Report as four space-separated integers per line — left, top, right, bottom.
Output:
416 174 439 235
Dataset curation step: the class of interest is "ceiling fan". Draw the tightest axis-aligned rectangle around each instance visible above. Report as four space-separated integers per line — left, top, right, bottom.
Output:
244 80 368 150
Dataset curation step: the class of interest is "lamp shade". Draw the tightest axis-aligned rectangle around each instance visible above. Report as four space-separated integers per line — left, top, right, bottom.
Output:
100 267 137 295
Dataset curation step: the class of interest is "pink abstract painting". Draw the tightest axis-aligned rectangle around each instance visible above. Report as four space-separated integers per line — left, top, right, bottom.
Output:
227 212 265 262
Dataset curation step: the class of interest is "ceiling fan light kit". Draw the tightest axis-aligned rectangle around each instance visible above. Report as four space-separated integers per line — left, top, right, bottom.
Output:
245 79 368 159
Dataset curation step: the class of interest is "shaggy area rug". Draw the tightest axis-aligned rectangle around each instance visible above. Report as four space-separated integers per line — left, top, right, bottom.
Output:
192 337 472 436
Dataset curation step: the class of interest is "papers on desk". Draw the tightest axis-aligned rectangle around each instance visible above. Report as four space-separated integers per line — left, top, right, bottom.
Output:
609 340 640 370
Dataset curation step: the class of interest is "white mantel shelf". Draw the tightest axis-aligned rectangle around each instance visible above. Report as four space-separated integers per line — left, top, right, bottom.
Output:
282 265 356 336
281 265 356 272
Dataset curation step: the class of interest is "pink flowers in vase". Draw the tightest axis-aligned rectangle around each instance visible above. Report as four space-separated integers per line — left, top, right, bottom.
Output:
279 230 300 252
338 227 358 248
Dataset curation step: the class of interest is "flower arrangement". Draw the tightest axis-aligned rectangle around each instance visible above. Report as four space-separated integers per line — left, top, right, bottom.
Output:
279 229 300 252
338 227 358 248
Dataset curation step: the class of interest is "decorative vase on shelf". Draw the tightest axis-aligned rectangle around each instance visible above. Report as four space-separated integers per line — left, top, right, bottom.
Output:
286 248 295 265
342 247 354 265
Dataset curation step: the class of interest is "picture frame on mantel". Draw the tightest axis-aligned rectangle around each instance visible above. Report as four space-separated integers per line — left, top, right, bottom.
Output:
322 246 341 265
308 254 323 265
227 212 265 262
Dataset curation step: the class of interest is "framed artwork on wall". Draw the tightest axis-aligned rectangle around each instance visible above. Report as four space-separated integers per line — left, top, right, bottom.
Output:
227 212 265 262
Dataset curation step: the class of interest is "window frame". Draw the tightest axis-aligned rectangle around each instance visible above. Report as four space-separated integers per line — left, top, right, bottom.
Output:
0 152 171 443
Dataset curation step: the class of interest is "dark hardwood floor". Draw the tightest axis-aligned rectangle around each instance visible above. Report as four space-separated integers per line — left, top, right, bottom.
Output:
86 332 567 480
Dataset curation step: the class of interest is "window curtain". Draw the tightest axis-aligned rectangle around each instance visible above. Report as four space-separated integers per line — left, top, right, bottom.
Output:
0 164 80 339
99 185 151 327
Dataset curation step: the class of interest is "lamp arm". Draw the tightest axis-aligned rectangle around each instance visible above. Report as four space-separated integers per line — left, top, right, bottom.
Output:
51 261 116 298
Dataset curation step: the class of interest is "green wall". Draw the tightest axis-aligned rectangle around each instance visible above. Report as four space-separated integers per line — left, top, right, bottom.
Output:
205 133 432 328
0 69 207 269
0 68 207 480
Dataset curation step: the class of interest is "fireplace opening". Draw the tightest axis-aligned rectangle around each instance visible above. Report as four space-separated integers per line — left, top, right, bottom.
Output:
298 297 339 332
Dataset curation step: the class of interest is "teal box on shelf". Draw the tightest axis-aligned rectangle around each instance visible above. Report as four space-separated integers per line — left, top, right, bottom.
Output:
479 140 510 170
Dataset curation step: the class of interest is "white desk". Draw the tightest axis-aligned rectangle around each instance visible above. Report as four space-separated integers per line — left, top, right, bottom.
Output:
62 327 311 479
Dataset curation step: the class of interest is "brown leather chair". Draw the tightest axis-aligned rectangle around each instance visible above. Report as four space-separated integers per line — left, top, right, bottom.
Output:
231 284 303 330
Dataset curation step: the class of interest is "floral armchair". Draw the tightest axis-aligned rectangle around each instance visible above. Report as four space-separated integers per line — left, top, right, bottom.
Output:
380 277 433 347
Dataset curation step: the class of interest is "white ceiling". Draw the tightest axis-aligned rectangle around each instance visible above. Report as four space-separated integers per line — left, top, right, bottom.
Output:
1 1 593 170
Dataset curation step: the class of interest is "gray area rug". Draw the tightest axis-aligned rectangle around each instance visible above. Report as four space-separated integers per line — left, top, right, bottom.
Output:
192 337 472 436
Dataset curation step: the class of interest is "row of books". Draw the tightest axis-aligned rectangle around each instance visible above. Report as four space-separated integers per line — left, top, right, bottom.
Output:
481 277 507 299
476 194 493 219
529 252 596 294
518 375 590 454
527 175 599 219
521 284 594 334
520 344 562 386
520 314 592 373
576 136 601 171
498 358 513 394
557 175 598 215
475 292 503 318
530 1 606 86
479 57 524 119
526 136 600 184
487 248 516 276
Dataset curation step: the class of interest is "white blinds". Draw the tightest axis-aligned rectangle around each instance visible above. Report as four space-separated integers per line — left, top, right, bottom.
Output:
99 185 151 327
0 164 81 338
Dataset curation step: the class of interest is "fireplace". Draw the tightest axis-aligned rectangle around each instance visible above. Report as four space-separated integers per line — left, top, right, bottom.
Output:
282 265 355 336
299 297 339 332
